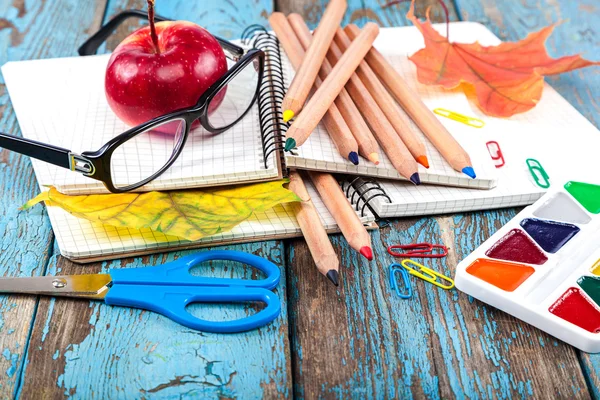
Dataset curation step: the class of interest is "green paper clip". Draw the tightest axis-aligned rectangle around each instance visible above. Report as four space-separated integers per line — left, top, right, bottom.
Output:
526 158 550 189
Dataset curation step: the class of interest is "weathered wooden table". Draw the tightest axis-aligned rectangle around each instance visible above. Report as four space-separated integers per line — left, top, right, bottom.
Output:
0 0 598 398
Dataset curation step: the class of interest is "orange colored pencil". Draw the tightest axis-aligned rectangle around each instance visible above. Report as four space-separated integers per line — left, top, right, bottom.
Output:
325 28 420 184
287 13 380 165
335 27 429 169
285 22 380 151
308 171 373 260
281 0 347 122
288 171 340 286
269 12 359 164
344 24 475 178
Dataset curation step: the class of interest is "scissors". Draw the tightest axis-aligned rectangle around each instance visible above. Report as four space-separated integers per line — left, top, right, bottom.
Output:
0 251 281 333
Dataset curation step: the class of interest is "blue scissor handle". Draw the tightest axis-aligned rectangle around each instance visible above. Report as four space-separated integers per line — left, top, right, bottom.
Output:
105 284 280 333
108 250 280 290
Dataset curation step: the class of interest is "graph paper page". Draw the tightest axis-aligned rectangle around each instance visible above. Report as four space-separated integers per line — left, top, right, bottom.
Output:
2 54 280 194
345 23 600 218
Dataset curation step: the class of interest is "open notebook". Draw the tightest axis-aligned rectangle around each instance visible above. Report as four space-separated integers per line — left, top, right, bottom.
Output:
42 178 376 262
341 23 600 218
2 24 498 195
2 47 286 195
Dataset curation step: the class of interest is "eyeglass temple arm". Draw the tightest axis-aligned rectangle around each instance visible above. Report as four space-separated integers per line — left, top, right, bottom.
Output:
0 132 73 170
78 10 244 58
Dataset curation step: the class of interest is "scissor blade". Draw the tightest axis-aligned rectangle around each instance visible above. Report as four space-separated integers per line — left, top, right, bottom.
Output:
0 274 112 299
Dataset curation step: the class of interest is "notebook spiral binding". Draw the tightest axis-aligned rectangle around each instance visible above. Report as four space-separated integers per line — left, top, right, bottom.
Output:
341 176 392 218
242 25 289 171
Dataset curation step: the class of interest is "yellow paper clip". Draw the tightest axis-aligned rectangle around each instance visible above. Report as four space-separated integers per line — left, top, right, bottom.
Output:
400 259 455 290
433 108 485 128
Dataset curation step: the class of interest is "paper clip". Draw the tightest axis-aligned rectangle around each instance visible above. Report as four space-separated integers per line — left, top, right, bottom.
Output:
389 263 412 299
400 259 455 290
433 108 485 128
526 158 550 189
486 141 505 168
387 243 448 258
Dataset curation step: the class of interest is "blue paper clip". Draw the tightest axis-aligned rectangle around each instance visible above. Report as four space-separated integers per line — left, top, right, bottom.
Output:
389 263 412 299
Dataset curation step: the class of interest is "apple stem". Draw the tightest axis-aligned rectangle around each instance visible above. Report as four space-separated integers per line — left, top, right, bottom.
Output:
147 0 161 54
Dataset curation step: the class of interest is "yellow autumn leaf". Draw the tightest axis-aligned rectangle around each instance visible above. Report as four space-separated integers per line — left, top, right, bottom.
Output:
22 180 300 241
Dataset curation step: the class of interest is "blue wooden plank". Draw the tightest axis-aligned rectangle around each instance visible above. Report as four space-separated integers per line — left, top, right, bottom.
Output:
288 212 591 398
19 241 291 399
279 0 458 30
104 0 274 39
453 0 600 395
0 1 105 397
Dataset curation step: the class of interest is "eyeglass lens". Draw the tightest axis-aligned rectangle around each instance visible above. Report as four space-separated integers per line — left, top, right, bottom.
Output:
110 118 186 189
207 57 260 130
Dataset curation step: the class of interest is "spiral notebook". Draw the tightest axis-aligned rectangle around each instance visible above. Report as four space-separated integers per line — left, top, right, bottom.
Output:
43 177 376 262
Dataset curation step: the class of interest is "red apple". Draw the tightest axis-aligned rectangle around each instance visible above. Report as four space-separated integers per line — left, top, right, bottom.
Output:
105 18 227 129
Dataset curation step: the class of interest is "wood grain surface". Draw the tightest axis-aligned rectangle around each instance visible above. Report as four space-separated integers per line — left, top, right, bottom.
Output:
451 2 600 397
0 0 597 399
0 1 105 398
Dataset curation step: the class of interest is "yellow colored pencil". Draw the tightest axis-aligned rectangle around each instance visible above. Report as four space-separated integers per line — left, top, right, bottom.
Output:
284 22 380 151
281 0 347 122
287 13 380 165
269 12 359 164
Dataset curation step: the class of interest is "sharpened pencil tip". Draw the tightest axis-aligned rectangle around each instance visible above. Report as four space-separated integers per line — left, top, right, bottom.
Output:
410 172 421 185
348 151 359 165
416 155 430 169
283 109 295 122
326 270 339 287
462 166 476 179
360 246 373 261
367 152 380 165
284 138 296 151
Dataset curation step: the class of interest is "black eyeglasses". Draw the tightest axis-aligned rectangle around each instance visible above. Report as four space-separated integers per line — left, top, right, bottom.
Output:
0 10 264 193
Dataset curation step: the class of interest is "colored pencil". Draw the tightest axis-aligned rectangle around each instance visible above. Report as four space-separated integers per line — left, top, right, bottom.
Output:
334 27 429 169
269 12 359 164
287 13 380 165
288 171 340 286
325 27 420 184
284 22 379 151
344 24 475 178
307 171 373 260
281 0 347 122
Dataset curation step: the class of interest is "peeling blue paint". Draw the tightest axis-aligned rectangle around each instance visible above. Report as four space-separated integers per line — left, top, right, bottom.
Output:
2 348 18 378
56 243 289 398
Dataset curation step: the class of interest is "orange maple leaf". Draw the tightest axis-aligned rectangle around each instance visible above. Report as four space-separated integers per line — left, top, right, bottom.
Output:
405 0 599 117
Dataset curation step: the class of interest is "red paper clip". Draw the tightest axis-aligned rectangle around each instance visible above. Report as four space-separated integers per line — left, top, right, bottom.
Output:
486 141 505 168
387 243 448 258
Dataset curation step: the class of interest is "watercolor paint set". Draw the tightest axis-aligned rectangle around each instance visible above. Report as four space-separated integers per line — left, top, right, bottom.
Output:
455 180 600 352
